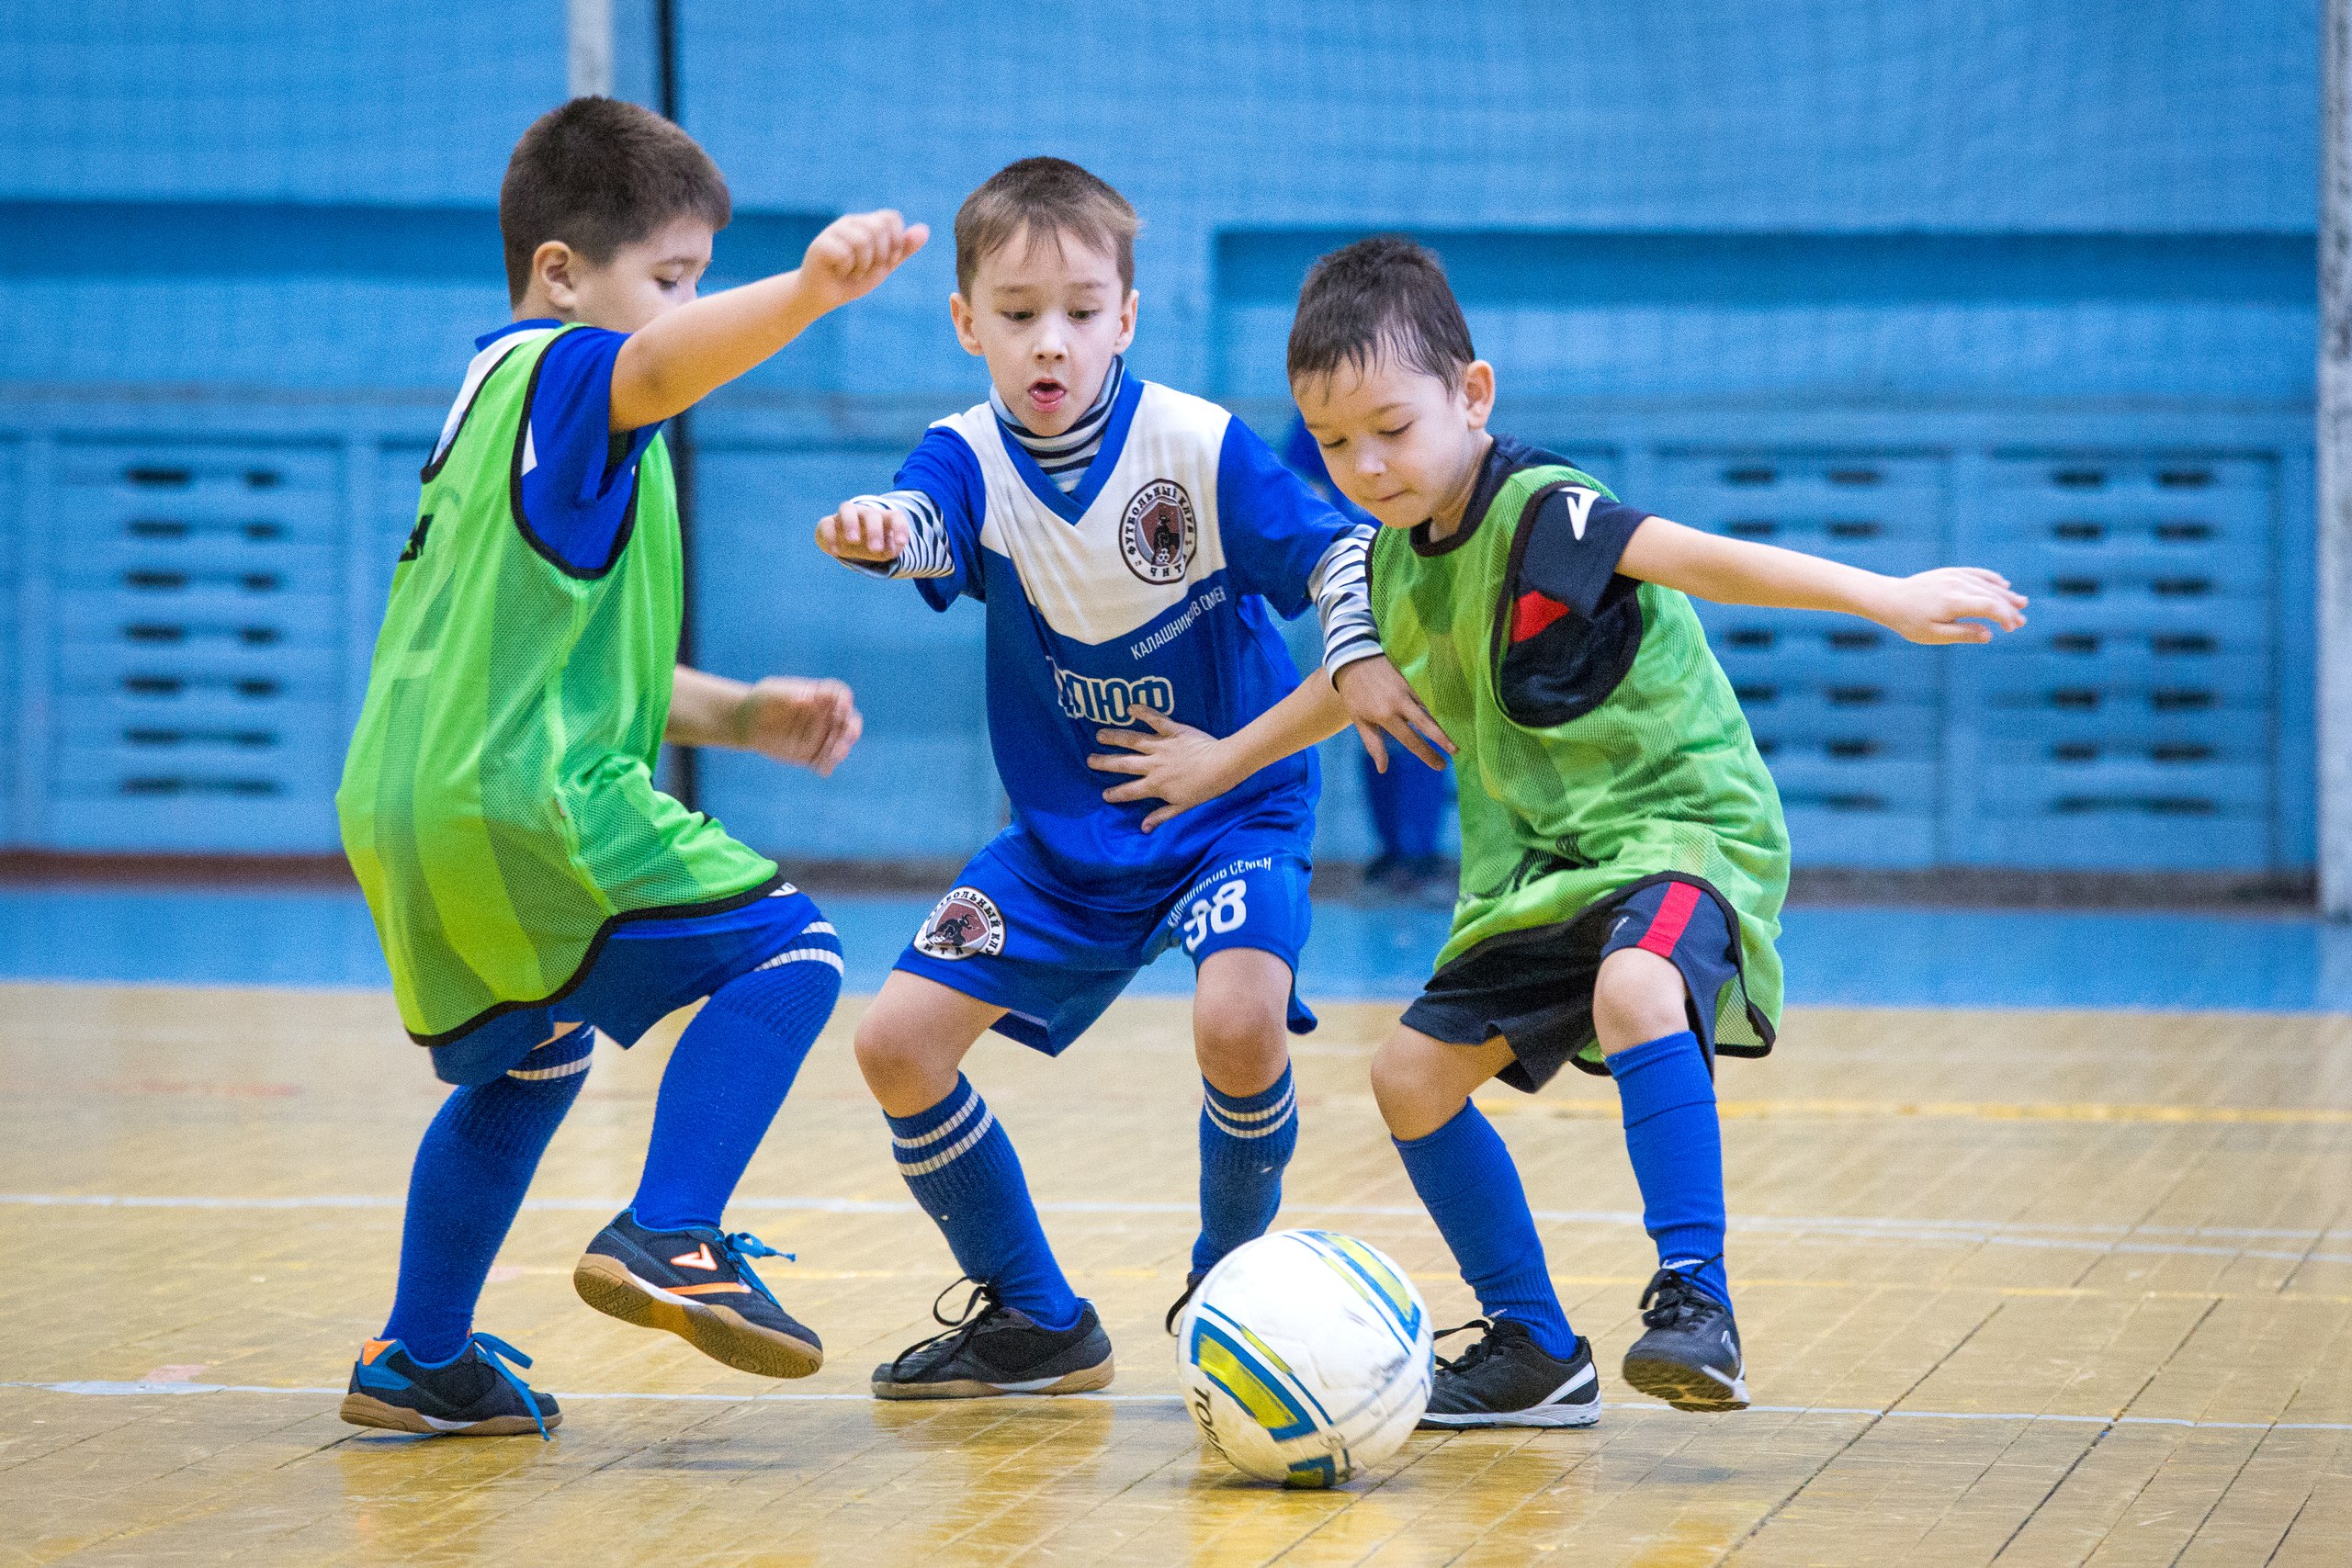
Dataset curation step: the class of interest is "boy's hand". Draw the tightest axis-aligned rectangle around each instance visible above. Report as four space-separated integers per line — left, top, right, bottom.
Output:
797 210 929 314
1333 655 1454 773
1875 568 2030 645
731 676 862 776
1087 707 1242 832
816 500 910 563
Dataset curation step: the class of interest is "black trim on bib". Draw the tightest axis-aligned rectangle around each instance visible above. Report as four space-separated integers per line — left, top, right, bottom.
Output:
504 339 645 581
419 336 537 484
401 870 789 1050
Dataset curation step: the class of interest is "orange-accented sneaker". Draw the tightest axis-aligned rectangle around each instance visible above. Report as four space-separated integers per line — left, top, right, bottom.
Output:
339 1334 559 1438
573 1210 822 1378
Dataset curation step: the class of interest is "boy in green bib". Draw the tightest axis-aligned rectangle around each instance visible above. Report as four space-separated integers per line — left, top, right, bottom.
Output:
334 97 923 1436
1287 239 2026 1427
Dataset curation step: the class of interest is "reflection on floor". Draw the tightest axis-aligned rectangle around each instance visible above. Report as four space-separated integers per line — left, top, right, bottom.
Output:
3 983 2349 1565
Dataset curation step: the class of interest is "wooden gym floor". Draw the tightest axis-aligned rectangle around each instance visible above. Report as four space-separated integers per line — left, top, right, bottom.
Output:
2 980 2349 1566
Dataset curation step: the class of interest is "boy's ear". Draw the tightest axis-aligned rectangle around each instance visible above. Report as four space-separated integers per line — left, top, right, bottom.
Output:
948 292 986 357
531 240 581 311
1460 360 1496 431
1114 288 1139 355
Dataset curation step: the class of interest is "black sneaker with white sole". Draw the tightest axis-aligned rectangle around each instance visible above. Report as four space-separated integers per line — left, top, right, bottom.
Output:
1417 1318 1602 1428
1620 1265 1747 1411
872 1280 1115 1400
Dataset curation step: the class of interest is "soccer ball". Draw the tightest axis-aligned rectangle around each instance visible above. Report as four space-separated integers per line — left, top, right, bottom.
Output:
1174 1229 1433 1488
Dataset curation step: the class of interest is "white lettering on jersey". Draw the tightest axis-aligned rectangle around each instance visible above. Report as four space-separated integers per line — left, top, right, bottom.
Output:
1128 583 1227 660
1049 661 1178 725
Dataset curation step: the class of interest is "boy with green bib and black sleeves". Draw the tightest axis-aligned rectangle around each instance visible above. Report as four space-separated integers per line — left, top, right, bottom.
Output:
334 96 923 1436
1285 239 2026 1426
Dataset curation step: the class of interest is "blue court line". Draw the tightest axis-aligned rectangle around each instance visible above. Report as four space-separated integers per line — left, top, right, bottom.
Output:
6 886 2347 1012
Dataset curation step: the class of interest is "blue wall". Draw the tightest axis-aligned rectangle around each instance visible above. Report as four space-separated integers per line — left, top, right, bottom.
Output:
0 2 2320 872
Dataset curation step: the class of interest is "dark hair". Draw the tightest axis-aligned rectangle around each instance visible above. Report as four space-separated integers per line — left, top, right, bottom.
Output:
499 96 730 303
955 156 1138 294
1287 236 1475 389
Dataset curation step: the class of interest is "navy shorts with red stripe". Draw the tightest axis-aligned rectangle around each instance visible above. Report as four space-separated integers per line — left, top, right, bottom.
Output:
1399 874 1749 1092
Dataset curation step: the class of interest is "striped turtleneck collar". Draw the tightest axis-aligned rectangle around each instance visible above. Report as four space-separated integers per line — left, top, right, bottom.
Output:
989 356 1125 494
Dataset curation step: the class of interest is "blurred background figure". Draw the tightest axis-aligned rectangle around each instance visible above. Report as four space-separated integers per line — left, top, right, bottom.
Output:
1279 414 1456 906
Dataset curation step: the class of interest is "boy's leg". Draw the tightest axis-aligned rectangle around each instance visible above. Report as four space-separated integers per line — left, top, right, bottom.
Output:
1186 947 1300 1291
1372 1025 1600 1427
1595 880 1747 1412
569 896 841 1379
345 1024 592 1436
859 970 1111 1398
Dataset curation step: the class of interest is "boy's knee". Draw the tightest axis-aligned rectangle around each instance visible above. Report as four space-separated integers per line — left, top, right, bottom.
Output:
852 1010 929 1098
1370 1033 1450 1134
1193 989 1287 1093
1592 947 1691 1054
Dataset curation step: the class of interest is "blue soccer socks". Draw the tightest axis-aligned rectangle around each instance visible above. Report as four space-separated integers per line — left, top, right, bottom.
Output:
887 1075 1082 1333
1609 1030 1731 1312
1193 1066 1298 1275
631 935 843 1233
382 1025 595 1362
1394 1101 1578 1359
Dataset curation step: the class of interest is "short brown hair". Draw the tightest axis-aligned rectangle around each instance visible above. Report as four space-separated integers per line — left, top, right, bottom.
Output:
499 96 730 303
1288 236 1476 389
953 157 1138 295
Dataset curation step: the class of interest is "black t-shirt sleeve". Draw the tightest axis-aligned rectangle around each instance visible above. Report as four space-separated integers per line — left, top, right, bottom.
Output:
1514 485 1652 620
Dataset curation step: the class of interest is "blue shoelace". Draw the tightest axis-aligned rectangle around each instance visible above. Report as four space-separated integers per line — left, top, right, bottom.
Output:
463 1333 549 1440
715 1231 792 1305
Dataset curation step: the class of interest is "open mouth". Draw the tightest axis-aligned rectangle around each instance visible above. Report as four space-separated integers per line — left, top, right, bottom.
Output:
1026 378 1067 412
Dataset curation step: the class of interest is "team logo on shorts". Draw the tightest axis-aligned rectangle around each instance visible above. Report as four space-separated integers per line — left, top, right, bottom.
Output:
1121 479 1197 584
915 886 1006 961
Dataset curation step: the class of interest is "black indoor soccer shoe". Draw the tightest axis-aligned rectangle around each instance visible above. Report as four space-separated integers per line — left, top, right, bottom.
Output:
872 1280 1115 1399
1621 1265 1748 1412
573 1210 822 1379
1418 1318 1602 1428
339 1334 560 1438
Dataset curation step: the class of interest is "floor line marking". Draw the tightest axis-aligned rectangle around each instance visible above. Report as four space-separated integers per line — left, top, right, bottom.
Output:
16 1381 2340 1432
8 1194 2349 1267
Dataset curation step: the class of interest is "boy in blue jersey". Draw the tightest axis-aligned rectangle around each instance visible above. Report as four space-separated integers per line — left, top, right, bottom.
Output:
816 158 1445 1397
335 97 925 1437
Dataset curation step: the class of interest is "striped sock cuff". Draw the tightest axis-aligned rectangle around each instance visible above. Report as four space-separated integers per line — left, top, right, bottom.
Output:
1204 1068 1297 1141
888 1075 999 1179
506 1023 595 1082
754 920 844 976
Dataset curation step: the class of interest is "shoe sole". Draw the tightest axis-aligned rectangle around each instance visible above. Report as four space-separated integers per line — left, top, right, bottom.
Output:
1621 1354 1749 1412
573 1253 823 1379
337 1392 560 1437
870 1354 1116 1401
1417 1398 1601 1430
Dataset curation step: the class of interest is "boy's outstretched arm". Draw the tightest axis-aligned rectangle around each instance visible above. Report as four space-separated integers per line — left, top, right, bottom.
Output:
1616 519 2029 644
1088 653 1447 831
610 211 928 432
667 664 862 776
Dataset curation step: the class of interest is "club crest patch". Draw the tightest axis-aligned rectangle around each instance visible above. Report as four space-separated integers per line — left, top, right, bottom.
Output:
914 886 1006 961
1121 479 1197 585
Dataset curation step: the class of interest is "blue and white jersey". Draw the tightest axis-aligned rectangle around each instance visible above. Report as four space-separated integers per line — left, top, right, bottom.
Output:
862 373 1375 907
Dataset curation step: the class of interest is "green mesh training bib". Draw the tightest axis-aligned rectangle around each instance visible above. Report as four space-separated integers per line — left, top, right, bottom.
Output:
1368 457 1789 1062
337 325 778 1044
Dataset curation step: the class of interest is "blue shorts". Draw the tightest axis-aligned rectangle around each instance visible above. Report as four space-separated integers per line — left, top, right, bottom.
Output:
894 817 1317 1055
426 884 836 1087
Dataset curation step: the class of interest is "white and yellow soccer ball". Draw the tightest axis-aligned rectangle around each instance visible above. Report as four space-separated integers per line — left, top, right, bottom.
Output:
1174 1229 1433 1488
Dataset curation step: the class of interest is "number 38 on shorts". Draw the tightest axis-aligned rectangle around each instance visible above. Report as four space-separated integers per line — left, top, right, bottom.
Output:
1182 879 1249 953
